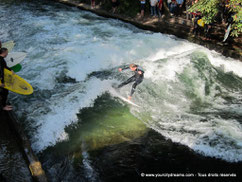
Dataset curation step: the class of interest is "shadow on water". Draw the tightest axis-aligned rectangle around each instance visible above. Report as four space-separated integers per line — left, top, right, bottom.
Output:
38 93 148 181
38 93 242 182
0 112 32 182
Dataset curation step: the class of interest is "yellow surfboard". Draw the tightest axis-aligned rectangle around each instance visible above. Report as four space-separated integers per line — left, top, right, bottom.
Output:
2 41 15 52
0 69 33 95
197 19 205 28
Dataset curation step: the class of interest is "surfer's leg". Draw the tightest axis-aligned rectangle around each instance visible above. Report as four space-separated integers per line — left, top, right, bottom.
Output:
117 76 136 88
0 96 2 110
0 88 9 107
130 77 143 96
1 89 12 111
3 89 8 106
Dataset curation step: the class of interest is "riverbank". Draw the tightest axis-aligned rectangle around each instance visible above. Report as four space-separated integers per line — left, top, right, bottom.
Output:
53 0 241 60
0 111 32 182
0 111 48 182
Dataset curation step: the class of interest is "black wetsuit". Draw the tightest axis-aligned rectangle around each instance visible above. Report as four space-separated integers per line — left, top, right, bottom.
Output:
118 65 144 96
193 15 202 36
0 56 11 107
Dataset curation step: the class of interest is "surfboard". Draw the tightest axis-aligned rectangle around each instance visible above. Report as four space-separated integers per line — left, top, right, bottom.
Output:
110 88 141 108
223 24 231 42
11 64 22 73
2 41 15 52
5 52 27 67
197 19 205 28
0 68 33 95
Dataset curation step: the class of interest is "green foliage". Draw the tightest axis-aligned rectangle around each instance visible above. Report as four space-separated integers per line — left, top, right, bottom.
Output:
229 0 242 37
188 0 242 37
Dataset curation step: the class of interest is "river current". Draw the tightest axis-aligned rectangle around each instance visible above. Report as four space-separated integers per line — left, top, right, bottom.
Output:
0 0 242 181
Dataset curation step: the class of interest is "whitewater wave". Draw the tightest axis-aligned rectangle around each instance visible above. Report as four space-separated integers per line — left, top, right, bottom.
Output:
1 1 242 162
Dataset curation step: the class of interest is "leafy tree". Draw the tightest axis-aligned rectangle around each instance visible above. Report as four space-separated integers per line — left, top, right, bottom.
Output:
188 0 242 37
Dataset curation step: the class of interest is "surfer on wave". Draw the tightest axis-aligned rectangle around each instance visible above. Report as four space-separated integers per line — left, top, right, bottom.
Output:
117 64 144 100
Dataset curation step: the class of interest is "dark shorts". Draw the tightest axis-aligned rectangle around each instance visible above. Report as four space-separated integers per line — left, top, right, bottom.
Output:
112 2 119 8
141 4 145 10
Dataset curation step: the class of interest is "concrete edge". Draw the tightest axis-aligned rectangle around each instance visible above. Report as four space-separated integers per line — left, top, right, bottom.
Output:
7 111 48 182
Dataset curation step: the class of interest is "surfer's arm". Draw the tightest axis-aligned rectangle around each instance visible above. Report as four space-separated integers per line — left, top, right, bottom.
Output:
4 61 14 74
0 60 12 84
138 71 142 75
5 64 11 71
137 67 144 75
0 61 5 84
118 66 129 72
2 59 11 71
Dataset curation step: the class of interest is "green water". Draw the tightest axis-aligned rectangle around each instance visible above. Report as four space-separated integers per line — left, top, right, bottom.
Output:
43 93 147 155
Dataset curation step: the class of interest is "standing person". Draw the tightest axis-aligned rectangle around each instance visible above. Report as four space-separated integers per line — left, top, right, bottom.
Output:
186 0 193 19
192 12 202 36
0 48 13 111
223 0 230 22
157 0 163 17
204 23 213 40
117 64 144 100
150 0 158 17
91 0 95 9
0 41 2 49
140 0 146 18
169 0 178 15
176 0 184 16
111 0 119 13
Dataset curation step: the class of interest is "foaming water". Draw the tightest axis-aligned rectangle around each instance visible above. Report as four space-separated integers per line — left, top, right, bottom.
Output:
135 51 242 162
0 0 242 163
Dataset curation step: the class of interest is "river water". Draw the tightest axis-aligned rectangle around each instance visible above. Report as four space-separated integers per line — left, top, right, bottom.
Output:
0 0 242 181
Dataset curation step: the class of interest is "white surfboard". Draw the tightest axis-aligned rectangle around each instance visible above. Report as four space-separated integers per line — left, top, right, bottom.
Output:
2 41 15 52
5 52 27 67
223 24 231 42
110 88 141 108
